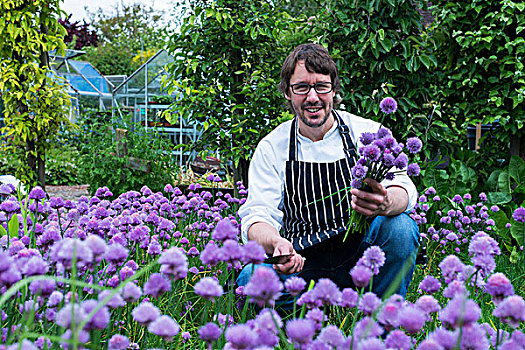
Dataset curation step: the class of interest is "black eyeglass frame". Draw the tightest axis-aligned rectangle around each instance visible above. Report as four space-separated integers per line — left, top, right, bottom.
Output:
290 82 334 95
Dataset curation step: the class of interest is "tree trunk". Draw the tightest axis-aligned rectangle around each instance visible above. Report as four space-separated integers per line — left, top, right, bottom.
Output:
233 157 250 188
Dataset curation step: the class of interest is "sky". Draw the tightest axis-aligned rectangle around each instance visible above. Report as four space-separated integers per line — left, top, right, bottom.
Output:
61 0 178 23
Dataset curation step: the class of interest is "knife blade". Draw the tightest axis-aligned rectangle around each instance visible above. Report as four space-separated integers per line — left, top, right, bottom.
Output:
263 254 293 265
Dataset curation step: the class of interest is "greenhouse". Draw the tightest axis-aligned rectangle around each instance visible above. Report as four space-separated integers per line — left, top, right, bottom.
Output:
112 49 201 166
50 49 113 120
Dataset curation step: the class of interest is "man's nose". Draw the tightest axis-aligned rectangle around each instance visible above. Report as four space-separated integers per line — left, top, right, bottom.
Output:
306 87 320 103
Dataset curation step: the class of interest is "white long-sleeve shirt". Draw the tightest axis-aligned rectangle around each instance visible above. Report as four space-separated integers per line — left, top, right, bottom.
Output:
238 110 418 243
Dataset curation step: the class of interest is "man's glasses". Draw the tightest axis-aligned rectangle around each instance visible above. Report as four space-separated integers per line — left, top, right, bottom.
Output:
290 82 333 95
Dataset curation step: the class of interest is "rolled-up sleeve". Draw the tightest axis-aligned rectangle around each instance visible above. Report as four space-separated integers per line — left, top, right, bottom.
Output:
381 172 418 213
238 140 285 244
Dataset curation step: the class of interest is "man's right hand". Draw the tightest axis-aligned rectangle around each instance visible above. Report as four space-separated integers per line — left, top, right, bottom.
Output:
272 238 305 275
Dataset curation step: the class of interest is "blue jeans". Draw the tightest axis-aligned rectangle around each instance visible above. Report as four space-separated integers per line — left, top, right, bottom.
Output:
237 213 420 300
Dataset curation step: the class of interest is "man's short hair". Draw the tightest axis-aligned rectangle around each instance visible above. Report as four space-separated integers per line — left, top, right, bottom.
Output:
278 43 341 97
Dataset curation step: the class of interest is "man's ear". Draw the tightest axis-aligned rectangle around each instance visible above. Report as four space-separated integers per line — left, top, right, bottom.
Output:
284 90 291 100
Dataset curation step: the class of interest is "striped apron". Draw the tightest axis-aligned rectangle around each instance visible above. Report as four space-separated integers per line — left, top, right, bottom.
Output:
282 110 359 252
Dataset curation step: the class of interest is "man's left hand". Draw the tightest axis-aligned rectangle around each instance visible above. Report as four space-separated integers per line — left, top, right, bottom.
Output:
350 178 407 217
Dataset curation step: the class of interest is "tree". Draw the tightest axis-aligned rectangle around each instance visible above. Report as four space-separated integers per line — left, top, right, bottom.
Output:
0 0 72 188
310 0 442 158
164 0 298 186
430 0 525 159
59 15 98 50
82 2 169 75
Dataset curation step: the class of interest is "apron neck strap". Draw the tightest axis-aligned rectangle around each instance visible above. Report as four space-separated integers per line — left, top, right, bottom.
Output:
288 110 357 162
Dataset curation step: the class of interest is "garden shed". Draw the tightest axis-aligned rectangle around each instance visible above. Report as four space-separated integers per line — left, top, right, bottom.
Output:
112 49 202 166
50 49 113 120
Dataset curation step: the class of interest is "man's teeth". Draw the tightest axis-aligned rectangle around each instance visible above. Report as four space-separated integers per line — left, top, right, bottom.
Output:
306 108 320 112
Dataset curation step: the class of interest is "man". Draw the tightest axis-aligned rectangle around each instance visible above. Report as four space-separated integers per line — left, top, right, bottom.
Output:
237 43 419 297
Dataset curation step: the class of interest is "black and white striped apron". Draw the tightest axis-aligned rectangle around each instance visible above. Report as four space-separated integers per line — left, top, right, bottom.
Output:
282 110 358 251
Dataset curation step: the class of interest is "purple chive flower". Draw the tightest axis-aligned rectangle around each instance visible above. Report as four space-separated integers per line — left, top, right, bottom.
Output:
351 178 363 188
28 186 46 200
363 144 381 162
493 295 525 329
358 292 382 316
200 241 224 266
407 163 421 176
98 290 125 309
512 207 525 222
148 315 180 341
385 330 412 350
360 132 376 145
286 319 316 345
359 245 386 275
377 300 401 331
419 275 442 294
22 256 49 276
352 164 369 179
55 303 87 328
439 294 481 328
452 194 464 203
306 308 326 331
317 325 345 348
443 280 469 299
382 153 395 167
108 334 129 350
380 97 397 114
284 276 307 297
220 239 244 264
132 302 160 326
194 277 223 301
485 272 514 304
158 247 188 280
1 200 20 213
104 244 128 266
242 241 266 264
394 153 408 169
311 278 342 306
385 172 395 180
377 127 392 138
417 339 445 350
255 308 282 334
415 295 441 320
198 322 222 343
340 288 359 308
427 328 459 350
398 305 427 334
439 255 465 283
122 282 142 303
406 137 423 154
81 300 110 330
29 280 56 297
47 291 64 308
353 317 384 340
225 324 257 349
244 266 283 307
212 218 238 241
144 273 171 298
350 265 372 289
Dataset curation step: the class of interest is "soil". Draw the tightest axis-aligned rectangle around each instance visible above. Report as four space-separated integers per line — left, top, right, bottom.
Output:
45 185 90 202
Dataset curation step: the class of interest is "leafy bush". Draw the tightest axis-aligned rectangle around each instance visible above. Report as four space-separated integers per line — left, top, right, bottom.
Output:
45 146 82 186
72 113 177 196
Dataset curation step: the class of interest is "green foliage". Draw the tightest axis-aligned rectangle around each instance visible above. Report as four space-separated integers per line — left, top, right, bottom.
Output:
82 43 140 76
163 0 298 185
82 2 169 76
45 146 82 186
0 0 72 187
313 0 443 155
431 0 525 146
74 114 177 196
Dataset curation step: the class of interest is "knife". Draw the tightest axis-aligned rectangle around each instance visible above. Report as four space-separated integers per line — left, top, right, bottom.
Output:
263 254 293 264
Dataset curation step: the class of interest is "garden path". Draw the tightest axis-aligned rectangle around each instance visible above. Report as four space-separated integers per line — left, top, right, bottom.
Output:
46 185 89 202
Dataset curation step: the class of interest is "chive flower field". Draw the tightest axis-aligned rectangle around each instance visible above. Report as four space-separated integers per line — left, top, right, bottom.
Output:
0 182 524 349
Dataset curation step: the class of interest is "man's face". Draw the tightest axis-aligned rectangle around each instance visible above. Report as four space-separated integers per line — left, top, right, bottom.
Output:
285 60 335 131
